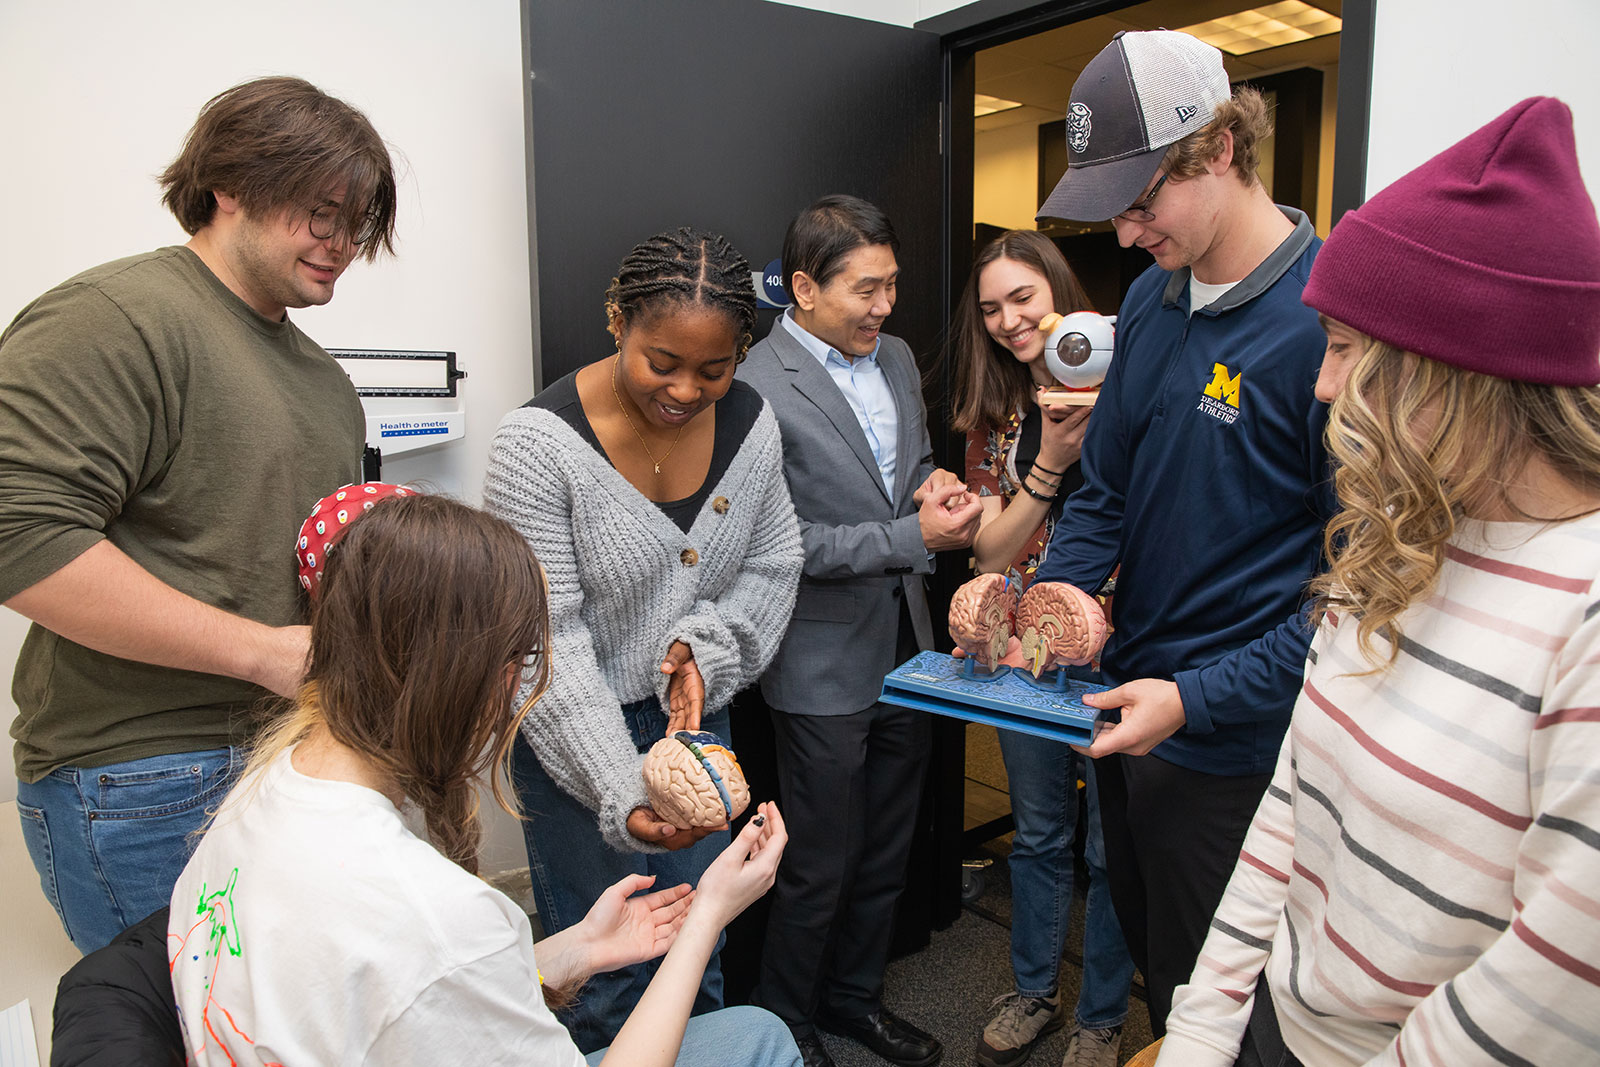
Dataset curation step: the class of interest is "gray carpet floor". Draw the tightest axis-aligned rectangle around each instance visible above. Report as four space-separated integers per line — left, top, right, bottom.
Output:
816 724 1157 1067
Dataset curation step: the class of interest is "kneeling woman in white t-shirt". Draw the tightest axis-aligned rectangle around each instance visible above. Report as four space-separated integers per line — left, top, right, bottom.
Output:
168 492 798 1067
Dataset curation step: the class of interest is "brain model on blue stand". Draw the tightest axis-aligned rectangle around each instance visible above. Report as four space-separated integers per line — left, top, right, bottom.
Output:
642 731 750 829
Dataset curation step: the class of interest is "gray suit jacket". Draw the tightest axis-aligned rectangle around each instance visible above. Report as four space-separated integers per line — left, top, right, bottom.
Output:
737 318 936 715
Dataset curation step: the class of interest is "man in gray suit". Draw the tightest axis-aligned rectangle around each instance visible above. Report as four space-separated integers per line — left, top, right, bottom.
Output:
739 195 980 1067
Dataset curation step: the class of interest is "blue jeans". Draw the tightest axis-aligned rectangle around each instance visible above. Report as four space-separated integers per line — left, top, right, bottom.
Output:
514 697 731 1053
997 728 1134 1028
585 1005 802 1066
15 747 240 954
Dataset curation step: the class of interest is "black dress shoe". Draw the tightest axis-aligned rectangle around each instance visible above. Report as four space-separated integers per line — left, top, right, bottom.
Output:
794 1032 837 1067
818 1008 942 1067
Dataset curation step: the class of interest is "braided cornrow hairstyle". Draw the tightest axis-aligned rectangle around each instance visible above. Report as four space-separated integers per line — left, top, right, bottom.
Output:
605 227 758 361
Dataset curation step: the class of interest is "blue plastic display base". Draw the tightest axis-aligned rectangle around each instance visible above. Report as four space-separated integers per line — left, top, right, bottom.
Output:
879 650 1107 745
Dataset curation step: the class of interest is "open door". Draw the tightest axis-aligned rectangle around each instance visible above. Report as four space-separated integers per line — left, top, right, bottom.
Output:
521 0 956 995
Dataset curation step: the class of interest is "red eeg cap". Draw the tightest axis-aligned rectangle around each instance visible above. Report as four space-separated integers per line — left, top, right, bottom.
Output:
295 483 415 596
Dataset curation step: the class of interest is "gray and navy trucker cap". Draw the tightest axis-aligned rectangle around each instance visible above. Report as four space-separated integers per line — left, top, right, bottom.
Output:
1037 30 1230 223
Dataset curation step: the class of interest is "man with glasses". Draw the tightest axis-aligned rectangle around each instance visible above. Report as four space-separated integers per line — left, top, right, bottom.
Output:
1029 30 1333 1045
0 77 395 952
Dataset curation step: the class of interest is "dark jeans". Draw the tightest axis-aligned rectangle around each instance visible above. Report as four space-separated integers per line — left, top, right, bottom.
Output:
513 697 731 1053
996 730 1133 1026
1094 751 1272 1036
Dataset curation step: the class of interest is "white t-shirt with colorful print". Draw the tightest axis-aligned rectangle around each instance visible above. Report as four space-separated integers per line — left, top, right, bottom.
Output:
169 747 585 1067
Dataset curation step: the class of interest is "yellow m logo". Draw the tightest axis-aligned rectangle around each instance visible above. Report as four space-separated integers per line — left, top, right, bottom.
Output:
1204 364 1241 408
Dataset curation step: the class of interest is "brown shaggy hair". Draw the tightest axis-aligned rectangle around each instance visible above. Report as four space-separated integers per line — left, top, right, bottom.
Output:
943 230 1094 433
1159 85 1273 186
159 76 398 261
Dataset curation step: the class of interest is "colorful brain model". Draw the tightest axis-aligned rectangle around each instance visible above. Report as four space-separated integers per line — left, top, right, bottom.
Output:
642 731 750 830
1016 581 1107 675
948 573 1019 668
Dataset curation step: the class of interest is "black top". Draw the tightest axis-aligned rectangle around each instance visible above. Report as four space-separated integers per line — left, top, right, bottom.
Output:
1013 404 1086 521
526 370 763 532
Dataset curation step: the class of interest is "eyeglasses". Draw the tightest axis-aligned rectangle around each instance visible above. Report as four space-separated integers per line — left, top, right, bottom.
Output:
1116 173 1169 224
307 204 381 246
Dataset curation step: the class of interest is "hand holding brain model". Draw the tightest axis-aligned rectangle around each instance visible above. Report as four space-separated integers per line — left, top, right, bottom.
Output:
949 574 1107 675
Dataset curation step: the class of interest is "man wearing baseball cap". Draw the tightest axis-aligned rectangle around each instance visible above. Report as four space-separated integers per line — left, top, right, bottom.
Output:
1029 30 1334 1036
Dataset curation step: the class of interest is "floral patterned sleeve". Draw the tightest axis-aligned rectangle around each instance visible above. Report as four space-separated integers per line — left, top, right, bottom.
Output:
964 425 1010 499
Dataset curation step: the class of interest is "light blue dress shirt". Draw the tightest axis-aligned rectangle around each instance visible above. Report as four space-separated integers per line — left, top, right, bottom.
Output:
781 310 899 499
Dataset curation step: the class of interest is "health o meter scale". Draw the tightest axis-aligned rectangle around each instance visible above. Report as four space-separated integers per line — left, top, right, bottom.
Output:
329 349 466 481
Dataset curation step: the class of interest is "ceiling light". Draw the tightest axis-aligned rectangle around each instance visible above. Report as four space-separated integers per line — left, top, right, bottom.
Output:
974 93 1024 117
1177 0 1341 56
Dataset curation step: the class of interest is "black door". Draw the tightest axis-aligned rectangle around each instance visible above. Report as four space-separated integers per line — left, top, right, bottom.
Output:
524 0 944 384
522 0 959 999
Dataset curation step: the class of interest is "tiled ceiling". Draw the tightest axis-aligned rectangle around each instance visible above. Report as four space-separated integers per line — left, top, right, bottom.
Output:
976 0 1343 131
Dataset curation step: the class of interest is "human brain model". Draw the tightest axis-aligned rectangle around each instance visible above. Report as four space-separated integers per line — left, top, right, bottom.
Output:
948 573 1019 668
643 731 750 830
948 574 1108 676
1016 581 1107 675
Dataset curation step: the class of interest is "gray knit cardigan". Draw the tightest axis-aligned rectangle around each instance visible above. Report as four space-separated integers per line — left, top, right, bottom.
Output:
483 400 802 851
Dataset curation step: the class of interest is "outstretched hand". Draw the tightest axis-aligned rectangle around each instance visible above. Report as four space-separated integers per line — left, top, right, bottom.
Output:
660 641 705 733
690 802 787 928
1074 677 1186 758
627 805 724 850
578 874 695 974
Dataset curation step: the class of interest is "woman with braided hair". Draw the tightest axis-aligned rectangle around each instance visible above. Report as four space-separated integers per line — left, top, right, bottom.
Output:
485 227 803 1050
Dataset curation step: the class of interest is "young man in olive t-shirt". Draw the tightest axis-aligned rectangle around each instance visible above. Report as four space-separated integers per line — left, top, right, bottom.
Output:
0 77 398 952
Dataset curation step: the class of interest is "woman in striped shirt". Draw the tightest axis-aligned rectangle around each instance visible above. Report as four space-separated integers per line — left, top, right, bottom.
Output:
1159 97 1600 1066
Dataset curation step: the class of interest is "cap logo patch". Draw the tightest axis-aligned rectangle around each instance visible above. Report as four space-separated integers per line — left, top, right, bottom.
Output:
1067 102 1093 154
1175 104 1198 123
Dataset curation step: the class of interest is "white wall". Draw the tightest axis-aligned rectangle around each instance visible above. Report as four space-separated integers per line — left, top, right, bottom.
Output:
0 0 535 873
1366 0 1600 198
766 0 972 26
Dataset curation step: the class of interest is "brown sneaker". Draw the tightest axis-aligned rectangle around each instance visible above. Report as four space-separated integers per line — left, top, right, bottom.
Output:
1062 1023 1122 1067
976 990 1064 1067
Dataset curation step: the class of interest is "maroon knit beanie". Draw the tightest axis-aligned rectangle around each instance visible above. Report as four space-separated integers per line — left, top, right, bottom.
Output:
1303 97 1600 386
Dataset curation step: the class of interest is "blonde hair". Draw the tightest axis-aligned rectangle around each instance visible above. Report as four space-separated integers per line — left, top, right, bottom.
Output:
1314 339 1600 668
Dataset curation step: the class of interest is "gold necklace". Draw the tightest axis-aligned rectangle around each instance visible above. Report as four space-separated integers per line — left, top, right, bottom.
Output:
611 354 684 475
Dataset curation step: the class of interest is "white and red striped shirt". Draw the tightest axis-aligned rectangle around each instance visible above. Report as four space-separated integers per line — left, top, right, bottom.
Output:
1161 515 1600 1066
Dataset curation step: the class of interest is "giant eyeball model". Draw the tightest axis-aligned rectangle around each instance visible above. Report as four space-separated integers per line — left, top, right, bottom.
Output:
1036 311 1115 405
643 731 750 829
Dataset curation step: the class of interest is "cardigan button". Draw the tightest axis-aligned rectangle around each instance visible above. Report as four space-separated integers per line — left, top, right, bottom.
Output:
712 496 730 514
680 548 699 567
